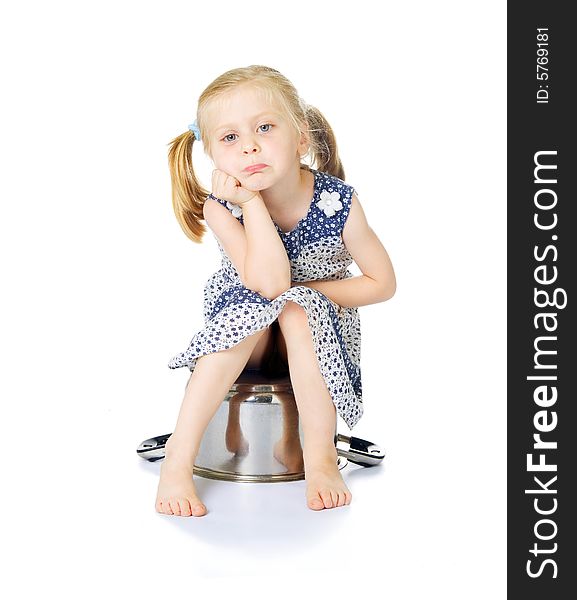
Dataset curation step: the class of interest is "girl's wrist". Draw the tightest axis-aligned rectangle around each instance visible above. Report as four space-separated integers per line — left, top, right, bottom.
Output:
238 192 262 206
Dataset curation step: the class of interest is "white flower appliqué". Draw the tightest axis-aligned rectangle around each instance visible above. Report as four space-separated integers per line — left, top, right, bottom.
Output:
316 190 343 217
226 201 243 218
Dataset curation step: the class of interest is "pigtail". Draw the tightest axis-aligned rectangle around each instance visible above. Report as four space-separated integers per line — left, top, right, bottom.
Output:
167 130 209 243
304 105 345 181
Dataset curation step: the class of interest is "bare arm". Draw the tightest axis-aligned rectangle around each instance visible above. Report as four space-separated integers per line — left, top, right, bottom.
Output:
295 194 396 308
241 194 291 298
203 169 290 300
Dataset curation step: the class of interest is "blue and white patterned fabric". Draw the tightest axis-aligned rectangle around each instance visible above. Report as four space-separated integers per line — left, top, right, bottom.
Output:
168 169 363 429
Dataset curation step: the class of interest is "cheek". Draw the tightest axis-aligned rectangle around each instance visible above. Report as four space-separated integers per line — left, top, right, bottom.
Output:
211 147 232 167
272 138 298 158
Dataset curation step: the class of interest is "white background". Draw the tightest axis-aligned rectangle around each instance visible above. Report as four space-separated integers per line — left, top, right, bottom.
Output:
1 1 506 597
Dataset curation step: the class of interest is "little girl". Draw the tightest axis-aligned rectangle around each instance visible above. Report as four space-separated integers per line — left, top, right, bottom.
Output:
156 65 396 517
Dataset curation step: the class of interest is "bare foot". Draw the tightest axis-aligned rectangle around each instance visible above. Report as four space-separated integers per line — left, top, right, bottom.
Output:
155 456 207 517
304 454 352 510
273 437 304 473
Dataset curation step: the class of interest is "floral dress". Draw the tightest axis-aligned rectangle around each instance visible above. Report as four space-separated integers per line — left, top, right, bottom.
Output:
168 169 363 429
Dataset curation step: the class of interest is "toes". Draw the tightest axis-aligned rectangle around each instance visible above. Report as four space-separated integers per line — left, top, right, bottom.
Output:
179 500 192 517
159 500 173 515
308 496 325 510
319 489 334 509
191 502 207 517
306 488 351 510
156 498 205 516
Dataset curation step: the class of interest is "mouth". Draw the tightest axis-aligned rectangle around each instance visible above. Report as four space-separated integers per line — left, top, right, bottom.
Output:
243 163 268 174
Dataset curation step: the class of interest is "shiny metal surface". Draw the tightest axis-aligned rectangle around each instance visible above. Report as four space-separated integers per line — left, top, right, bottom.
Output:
137 369 383 482
192 370 342 482
335 433 386 466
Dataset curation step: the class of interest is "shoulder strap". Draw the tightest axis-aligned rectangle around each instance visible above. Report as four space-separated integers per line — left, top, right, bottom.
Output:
313 172 357 233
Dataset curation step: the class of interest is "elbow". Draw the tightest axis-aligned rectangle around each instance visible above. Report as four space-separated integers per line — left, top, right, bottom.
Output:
243 262 291 300
259 278 291 300
379 278 397 302
243 275 291 301
382 286 396 302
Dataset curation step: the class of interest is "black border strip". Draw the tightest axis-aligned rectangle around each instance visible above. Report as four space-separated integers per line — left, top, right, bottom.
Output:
508 3 576 596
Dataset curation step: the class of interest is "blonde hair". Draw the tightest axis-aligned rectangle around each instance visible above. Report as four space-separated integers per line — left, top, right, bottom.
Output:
167 65 346 243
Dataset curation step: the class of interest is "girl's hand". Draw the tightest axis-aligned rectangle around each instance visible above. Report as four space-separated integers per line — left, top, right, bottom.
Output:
211 169 260 206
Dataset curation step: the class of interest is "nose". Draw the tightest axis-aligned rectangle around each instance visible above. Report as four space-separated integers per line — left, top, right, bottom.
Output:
242 135 259 154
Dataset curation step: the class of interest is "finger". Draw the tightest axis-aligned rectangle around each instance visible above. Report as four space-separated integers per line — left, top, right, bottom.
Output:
216 173 231 199
211 170 221 194
211 169 222 184
214 170 236 199
224 173 239 194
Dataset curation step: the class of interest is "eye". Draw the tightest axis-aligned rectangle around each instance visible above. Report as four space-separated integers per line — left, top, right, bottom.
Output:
222 133 237 143
258 123 272 133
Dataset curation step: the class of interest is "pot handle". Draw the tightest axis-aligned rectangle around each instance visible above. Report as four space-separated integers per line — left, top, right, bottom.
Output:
136 434 170 462
137 432 385 467
335 433 385 467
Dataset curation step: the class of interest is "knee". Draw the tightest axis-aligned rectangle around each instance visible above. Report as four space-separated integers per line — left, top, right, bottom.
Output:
277 301 309 333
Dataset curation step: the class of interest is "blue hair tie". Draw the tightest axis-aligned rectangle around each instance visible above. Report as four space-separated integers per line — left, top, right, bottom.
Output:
188 121 201 141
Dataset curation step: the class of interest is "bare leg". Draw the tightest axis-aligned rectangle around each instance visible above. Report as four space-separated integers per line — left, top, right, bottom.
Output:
277 302 352 510
272 392 304 473
156 327 271 517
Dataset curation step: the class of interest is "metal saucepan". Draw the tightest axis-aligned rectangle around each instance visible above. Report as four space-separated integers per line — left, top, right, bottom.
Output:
137 369 384 482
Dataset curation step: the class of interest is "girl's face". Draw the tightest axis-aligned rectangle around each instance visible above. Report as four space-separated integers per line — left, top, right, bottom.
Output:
205 85 308 191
